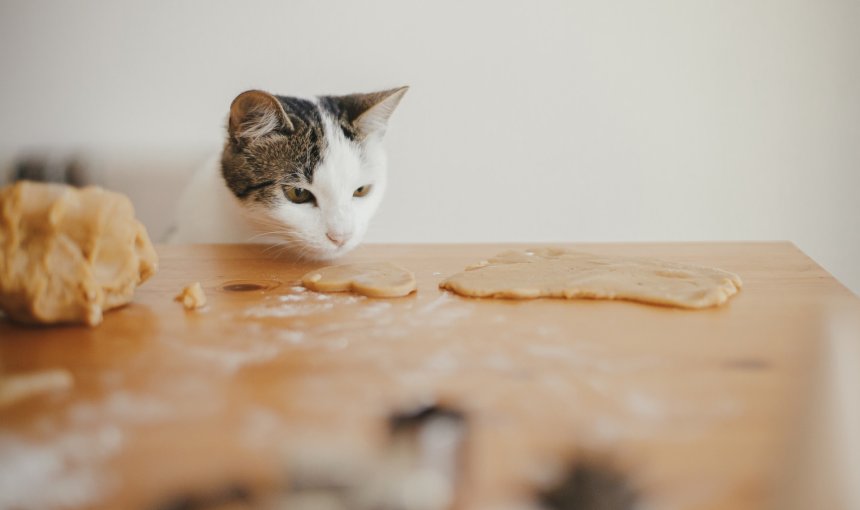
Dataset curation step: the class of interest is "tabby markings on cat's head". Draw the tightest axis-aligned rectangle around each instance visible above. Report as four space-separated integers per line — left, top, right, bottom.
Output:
221 86 408 260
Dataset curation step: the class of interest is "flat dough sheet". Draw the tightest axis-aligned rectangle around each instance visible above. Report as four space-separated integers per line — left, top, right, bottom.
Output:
439 248 742 309
301 262 417 298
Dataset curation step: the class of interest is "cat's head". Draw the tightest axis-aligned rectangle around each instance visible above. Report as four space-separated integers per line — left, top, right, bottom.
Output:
221 87 407 260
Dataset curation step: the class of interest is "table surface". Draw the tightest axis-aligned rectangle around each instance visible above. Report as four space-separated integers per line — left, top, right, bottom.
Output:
1 242 859 510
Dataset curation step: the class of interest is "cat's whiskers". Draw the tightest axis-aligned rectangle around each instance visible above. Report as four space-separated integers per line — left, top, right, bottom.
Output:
260 232 300 253
248 220 318 260
247 232 276 242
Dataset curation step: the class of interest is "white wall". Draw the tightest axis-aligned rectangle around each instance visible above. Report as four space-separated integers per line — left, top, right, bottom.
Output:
1 0 858 293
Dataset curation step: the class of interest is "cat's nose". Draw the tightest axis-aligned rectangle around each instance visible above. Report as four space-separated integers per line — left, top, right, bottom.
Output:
326 231 350 247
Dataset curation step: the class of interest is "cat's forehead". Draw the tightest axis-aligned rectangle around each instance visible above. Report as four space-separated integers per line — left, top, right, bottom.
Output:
317 96 361 141
272 96 328 183
221 94 376 204
313 124 368 190
271 95 367 184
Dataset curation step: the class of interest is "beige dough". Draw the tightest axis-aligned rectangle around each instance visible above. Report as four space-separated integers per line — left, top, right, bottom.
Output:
440 248 742 309
0 369 73 408
302 262 417 298
175 282 207 310
0 181 158 326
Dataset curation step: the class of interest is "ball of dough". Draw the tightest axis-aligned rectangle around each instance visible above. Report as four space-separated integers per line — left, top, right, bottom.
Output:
0 181 158 326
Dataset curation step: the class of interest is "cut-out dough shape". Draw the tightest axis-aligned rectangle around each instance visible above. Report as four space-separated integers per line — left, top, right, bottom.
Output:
301 262 417 298
439 248 742 309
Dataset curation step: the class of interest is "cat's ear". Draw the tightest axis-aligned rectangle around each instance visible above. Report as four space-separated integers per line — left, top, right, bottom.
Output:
335 86 409 139
228 90 294 141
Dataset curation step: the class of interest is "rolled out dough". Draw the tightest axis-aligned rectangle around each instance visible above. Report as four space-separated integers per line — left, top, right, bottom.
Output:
0 181 158 326
301 262 417 298
439 248 742 309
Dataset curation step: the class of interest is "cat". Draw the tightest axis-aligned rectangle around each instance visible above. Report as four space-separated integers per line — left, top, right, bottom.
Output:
169 86 408 260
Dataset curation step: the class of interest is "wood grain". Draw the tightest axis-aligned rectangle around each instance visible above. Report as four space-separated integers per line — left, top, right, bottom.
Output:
1 242 858 510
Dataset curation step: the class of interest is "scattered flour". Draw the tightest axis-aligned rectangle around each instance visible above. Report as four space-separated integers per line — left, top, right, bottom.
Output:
525 344 582 362
424 351 460 373
326 338 350 351
239 407 290 450
247 291 366 319
0 426 122 510
0 382 231 509
625 391 665 420
418 294 451 314
483 353 516 372
278 330 306 345
244 302 335 318
175 342 282 373
70 391 172 425
277 294 306 302
358 301 393 318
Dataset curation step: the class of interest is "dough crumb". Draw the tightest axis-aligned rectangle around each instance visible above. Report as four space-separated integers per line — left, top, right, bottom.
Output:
0 181 158 326
0 369 73 408
301 262 417 298
440 248 742 309
175 282 207 310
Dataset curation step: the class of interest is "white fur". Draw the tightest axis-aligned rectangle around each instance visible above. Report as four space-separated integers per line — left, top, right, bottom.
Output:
170 103 390 260
236 105 283 140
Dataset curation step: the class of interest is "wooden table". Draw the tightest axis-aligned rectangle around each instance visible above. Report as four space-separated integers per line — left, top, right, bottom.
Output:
1 242 858 510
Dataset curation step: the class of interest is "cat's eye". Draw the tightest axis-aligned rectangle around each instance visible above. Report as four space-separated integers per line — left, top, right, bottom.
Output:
285 186 315 204
353 185 372 198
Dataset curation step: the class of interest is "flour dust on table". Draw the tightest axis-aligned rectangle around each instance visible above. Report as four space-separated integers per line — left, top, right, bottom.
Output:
169 87 409 260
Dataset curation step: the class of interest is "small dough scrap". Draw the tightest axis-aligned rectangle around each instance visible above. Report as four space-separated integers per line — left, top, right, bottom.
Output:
0 369 73 408
440 248 742 309
0 181 158 326
301 262 417 298
175 282 207 310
